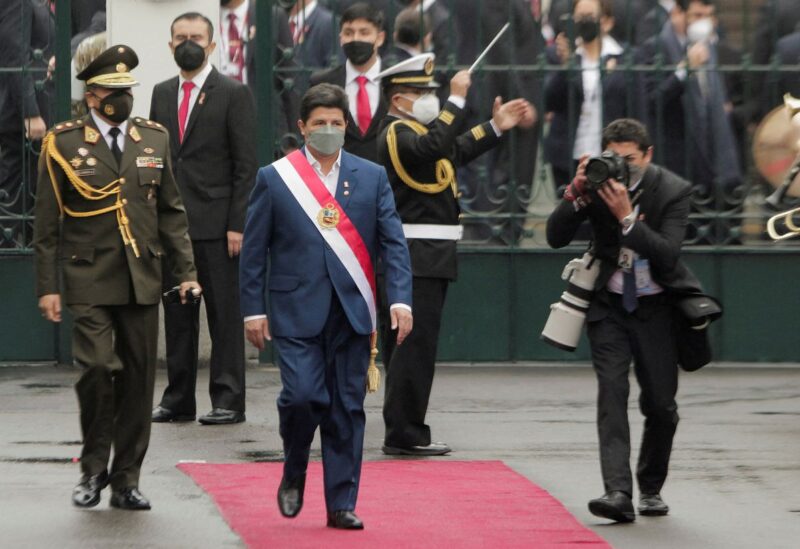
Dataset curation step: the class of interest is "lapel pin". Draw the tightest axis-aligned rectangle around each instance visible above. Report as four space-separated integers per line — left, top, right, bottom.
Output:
344 181 350 188
198 92 206 105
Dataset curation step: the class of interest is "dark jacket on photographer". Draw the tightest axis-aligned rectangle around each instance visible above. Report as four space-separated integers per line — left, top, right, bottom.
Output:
546 161 716 500
546 162 702 317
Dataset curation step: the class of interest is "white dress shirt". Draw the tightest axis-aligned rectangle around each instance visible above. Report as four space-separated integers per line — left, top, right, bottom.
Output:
345 57 382 120
572 36 623 160
606 175 664 297
219 0 250 83
90 111 128 154
306 145 342 196
177 62 213 120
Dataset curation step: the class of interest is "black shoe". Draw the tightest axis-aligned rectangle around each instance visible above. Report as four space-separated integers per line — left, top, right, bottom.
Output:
198 408 245 425
327 510 364 530
588 491 636 523
638 493 669 516
109 487 151 510
151 405 195 423
381 442 451 456
72 470 109 508
277 474 305 518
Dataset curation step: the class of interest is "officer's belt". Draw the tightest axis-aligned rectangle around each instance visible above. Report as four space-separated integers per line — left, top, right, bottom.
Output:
402 223 463 240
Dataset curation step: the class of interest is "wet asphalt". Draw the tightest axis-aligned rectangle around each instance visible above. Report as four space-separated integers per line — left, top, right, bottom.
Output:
1 363 798 548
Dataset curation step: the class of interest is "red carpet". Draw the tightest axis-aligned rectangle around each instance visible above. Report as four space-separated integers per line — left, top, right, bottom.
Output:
178 460 610 549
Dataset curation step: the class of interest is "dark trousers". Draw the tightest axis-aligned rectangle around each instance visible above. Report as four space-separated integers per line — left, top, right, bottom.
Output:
0 130 37 247
273 295 370 512
379 276 449 448
69 302 158 490
587 294 679 496
160 238 245 413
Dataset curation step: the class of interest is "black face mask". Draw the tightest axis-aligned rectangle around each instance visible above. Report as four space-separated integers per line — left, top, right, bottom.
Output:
174 40 207 72
94 89 133 123
276 0 297 10
342 41 375 66
575 18 601 43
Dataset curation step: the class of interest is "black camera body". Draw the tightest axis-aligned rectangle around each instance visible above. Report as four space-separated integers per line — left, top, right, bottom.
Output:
584 150 630 190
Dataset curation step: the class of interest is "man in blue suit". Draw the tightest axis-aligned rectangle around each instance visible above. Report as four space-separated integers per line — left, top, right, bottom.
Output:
239 83 413 530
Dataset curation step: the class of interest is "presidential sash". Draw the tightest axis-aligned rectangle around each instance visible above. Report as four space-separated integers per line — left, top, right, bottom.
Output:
272 150 377 331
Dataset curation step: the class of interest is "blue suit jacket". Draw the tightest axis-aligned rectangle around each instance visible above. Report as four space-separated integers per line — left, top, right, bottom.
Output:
240 149 412 337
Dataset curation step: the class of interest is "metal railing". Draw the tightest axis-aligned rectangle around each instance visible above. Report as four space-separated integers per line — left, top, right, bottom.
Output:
2 0 799 254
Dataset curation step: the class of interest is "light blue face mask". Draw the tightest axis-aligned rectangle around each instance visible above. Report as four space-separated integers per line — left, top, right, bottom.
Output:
306 124 345 155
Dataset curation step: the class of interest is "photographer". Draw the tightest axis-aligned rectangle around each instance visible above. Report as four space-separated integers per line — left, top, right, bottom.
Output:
546 118 704 523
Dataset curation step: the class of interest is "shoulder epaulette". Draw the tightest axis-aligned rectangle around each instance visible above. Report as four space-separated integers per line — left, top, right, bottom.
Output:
51 119 85 135
131 117 168 133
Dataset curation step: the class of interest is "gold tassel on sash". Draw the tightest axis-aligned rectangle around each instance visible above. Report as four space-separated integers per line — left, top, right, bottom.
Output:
367 332 380 393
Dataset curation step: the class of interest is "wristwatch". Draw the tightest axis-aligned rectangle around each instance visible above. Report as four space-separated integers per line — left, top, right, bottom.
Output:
620 211 637 230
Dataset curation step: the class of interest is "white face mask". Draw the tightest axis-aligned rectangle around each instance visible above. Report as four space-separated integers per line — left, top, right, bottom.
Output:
687 17 714 43
400 93 440 125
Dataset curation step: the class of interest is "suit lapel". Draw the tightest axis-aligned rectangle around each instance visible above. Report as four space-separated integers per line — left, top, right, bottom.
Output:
165 77 180 152
336 151 358 209
181 68 219 147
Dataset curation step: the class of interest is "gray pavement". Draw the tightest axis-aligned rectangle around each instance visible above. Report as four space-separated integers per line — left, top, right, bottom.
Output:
1 363 798 548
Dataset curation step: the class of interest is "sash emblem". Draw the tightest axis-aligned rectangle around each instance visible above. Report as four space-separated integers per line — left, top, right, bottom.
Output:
317 203 340 229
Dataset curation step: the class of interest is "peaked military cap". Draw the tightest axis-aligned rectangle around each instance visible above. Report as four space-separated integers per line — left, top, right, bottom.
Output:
377 53 440 89
76 44 140 88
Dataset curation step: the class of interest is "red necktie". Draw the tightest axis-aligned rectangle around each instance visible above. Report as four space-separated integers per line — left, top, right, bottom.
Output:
178 81 195 143
227 13 244 81
356 76 372 135
531 0 541 20
289 20 297 44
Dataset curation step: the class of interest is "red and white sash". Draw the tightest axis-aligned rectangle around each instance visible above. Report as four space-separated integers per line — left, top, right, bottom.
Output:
272 150 377 330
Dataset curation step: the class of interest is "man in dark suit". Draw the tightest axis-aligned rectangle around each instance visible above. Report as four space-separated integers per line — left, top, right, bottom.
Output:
34 45 199 510
0 0 54 247
219 0 298 139
547 118 705 522
376 54 534 456
639 0 741 193
310 3 388 164
286 0 337 95
149 12 257 425
451 0 542 245
239 84 413 529
383 5 431 68
544 0 643 188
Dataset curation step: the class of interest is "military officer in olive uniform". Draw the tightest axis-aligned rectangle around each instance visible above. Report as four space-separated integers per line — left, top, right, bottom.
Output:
33 45 200 510
376 54 534 456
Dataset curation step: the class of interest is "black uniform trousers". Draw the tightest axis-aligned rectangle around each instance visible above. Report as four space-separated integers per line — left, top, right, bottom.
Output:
273 295 370 512
586 292 679 497
160 238 245 414
379 276 449 448
69 302 158 491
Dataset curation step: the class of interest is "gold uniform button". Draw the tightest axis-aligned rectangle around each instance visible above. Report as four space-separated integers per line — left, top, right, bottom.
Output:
122 198 128 205
457 192 463 198
71 255 77 260
119 177 126 184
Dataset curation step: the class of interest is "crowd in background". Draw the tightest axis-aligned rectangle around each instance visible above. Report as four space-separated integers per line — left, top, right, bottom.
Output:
2 0 800 249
